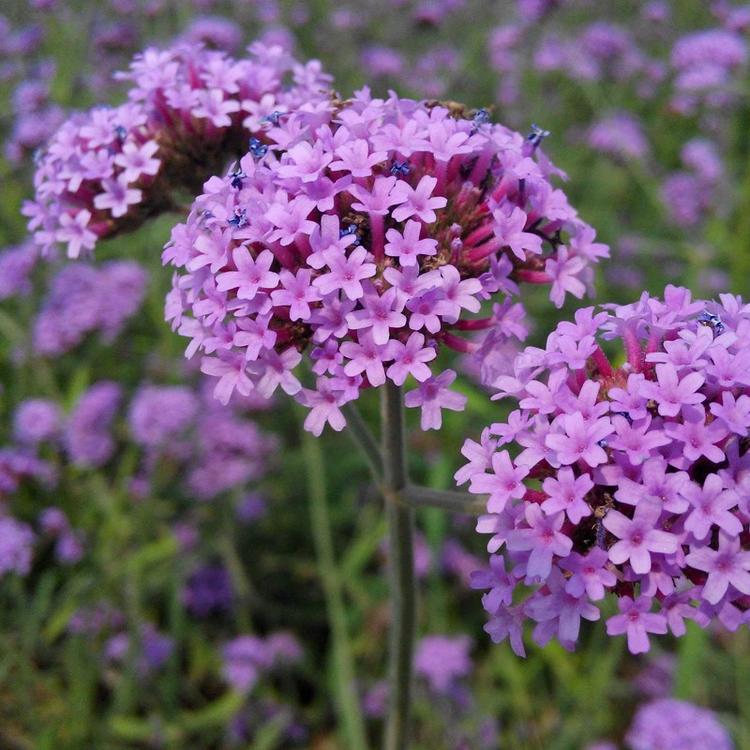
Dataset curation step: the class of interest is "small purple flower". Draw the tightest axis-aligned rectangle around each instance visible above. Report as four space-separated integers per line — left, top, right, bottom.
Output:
414 635 472 694
606 595 667 654
626 698 734 750
508 505 572 581
14 399 61 444
404 369 467 430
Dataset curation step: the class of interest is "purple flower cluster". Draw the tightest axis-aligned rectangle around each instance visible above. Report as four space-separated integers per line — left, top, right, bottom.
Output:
105 623 175 676
222 632 302 692
626 698 733 750
39 507 84 565
461 286 750 655
127 383 276 501
64 382 123 468
25 41 332 258
5 64 64 166
13 398 61 445
183 563 234 617
414 634 472 694
670 28 747 113
0 448 55 498
661 138 725 227
586 113 649 162
0 241 37 300
534 21 648 86
33 261 147 357
164 91 606 433
0 516 35 577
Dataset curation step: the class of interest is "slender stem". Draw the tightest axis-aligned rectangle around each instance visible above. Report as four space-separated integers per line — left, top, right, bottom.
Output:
301 430 369 750
401 486 486 515
381 382 416 750
343 401 384 481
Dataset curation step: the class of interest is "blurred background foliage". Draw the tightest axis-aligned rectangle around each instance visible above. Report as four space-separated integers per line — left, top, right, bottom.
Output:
0 0 748 748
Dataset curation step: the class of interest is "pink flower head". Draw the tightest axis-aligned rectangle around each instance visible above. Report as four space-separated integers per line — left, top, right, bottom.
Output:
30 42 332 258
164 92 604 432
460 286 750 655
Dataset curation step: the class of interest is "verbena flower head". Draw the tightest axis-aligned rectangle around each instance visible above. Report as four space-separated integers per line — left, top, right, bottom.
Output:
164 91 606 433
33 260 147 357
13 398 62 445
0 517 35 577
25 41 332 258
626 698 733 750
460 285 750 655
414 634 472 695
670 28 747 111
64 382 122 468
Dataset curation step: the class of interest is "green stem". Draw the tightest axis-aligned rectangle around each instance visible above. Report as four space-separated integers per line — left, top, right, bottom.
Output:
343 402 384 481
381 382 416 750
301 430 369 750
401 486 485 515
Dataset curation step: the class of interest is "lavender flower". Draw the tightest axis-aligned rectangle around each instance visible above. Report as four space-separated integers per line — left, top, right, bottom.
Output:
165 91 606 432
461 286 750 655
0 517 35 576
414 635 472 694
64 382 122 468
13 398 61 444
183 564 233 617
27 41 332 258
33 261 146 356
626 699 733 750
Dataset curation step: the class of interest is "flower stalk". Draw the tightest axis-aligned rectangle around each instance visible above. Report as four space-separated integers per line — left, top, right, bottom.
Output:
381 381 416 750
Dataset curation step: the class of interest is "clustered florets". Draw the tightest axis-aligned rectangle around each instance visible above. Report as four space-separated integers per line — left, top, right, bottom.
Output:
24 41 332 258
460 286 750 655
163 91 607 433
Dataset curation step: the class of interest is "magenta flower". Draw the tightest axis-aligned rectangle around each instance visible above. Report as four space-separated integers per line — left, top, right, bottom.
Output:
391 175 447 223
603 502 679 574
545 413 613 467
162 92 604 432
217 248 279 300
640 363 705 417
384 221 438 266
605 596 667 654
460 286 750 655
55 210 97 259
686 533 750 604
385 333 436 385
469 450 529 514
271 269 320 321
29 42 332 258
681 475 740 541
561 548 616 601
541 468 593 523
313 245 376 300
301 377 355 436
347 286 407 345
507 505 572 581
493 206 543 261
404 370 466 430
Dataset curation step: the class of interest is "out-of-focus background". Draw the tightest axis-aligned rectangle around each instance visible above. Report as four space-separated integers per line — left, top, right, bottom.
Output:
0 1 747 748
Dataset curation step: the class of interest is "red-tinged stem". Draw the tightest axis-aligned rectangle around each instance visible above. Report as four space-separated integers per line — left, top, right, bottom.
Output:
381 382 415 750
591 346 614 378
623 326 644 372
466 238 504 263
464 223 495 248
440 331 478 354
453 317 494 331
516 269 552 284
434 159 448 196
469 148 493 185
371 212 385 264
524 488 547 504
